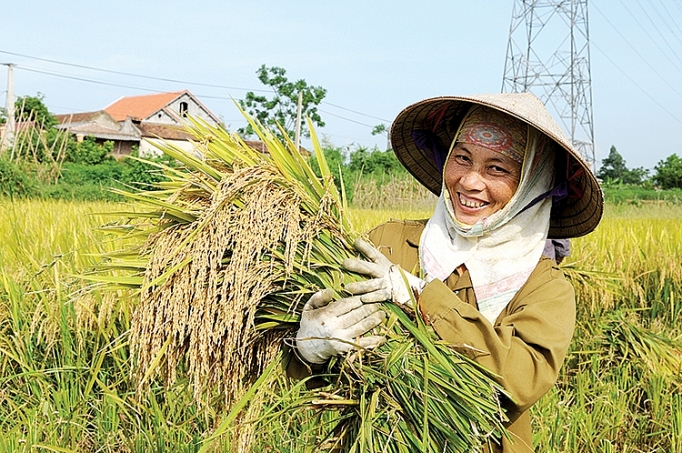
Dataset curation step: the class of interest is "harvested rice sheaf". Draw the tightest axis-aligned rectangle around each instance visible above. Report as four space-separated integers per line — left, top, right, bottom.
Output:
98 112 511 452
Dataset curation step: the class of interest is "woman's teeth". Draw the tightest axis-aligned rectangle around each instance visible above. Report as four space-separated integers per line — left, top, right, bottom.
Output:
459 194 487 209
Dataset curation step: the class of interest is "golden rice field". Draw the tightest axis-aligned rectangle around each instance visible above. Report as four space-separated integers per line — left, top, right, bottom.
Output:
1 198 682 452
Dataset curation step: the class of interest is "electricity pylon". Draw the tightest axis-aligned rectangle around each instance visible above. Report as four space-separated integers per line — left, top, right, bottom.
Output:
502 0 596 172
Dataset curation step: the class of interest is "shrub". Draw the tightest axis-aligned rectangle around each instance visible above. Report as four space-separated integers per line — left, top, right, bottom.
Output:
60 161 124 186
601 182 682 205
65 137 114 165
119 149 170 188
0 157 36 198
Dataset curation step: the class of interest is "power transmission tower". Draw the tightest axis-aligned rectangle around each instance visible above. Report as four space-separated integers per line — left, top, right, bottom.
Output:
501 0 596 172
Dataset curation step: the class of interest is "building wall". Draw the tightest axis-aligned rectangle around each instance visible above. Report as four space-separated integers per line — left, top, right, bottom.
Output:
139 137 194 157
145 109 177 125
109 140 140 160
164 93 220 126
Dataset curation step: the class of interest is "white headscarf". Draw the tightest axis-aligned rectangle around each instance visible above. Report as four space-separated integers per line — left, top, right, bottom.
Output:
419 127 555 324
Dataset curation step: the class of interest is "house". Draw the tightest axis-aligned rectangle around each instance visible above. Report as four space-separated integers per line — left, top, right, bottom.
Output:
104 90 220 125
54 111 140 158
55 90 223 158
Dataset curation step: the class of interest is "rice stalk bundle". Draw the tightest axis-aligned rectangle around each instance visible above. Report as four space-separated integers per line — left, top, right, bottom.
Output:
94 109 510 452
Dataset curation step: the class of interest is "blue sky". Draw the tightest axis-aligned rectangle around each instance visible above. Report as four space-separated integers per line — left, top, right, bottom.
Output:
2 1 682 171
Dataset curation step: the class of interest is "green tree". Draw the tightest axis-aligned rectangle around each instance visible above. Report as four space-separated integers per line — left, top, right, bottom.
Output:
239 65 326 141
15 93 57 128
653 153 682 189
120 148 172 188
597 145 648 184
8 93 71 164
626 166 649 185
349 146 404 175
371 124 388 136
349 147 371 173
65 137 114 165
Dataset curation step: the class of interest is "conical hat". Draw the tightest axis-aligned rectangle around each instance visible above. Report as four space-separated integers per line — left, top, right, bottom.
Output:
390 92 603 238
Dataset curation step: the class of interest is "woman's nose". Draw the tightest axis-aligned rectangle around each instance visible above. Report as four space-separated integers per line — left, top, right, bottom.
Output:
459 168 486 190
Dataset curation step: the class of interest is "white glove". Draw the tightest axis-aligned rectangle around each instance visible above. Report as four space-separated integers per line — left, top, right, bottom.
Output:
343 238 426 307
295 288 386 364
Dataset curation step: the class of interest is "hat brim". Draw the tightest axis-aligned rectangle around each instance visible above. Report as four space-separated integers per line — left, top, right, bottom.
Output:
390 93 603 239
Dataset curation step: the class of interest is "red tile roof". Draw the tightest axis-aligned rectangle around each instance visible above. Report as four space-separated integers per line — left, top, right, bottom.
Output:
104 91 187 122
137 123 194 141
54 111 103 125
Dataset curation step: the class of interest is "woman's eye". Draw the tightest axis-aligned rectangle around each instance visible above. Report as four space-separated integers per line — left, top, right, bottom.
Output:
454 154 471 164
490 165 509 174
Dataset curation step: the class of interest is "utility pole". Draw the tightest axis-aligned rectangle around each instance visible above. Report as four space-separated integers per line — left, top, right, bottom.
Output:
1 63 16 153
502 0 596 172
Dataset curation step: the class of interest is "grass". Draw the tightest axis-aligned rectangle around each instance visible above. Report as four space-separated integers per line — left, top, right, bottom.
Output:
1 198 682 451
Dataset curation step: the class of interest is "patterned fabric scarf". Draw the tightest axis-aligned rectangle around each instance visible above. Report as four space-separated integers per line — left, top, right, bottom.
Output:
457 105 527 164
419 116 555 324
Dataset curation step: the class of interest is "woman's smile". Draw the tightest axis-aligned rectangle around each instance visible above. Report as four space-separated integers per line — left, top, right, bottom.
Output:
457 193 488 209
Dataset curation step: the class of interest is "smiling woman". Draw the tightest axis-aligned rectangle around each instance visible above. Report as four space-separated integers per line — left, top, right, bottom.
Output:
293 92 604 453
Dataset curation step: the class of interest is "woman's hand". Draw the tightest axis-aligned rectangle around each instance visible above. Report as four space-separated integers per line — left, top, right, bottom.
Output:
295 289 386 364
344 238 426 307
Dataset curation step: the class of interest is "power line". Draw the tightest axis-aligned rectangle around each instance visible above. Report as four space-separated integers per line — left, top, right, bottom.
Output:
3 48 391 130
646 0 682 48
0 49 268 92
18 66 173 93
634 0 682 66
591 40 682 126
616 0 682 74
18 65 243 102
592 2 682 102
318 109 376 128
321 101 391 123
673 0 682 15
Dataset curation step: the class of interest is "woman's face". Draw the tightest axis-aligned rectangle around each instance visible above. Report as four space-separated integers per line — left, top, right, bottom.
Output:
444 142 522 225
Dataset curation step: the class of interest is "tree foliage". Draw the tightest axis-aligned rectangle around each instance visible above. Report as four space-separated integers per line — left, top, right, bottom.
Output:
15 93 58 128
11 126 71 164
597 145 648 184
371 124 388 136
239 65 326 141
6 94 70 164
65 137 114 165
307 143 409 202
348 146 405 175
653 153 682 189
0 156 36 197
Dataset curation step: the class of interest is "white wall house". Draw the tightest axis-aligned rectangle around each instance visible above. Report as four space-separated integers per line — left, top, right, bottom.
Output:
56 90 222 158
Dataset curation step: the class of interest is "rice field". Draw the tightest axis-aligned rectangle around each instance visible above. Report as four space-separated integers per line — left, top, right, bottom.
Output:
1 198 681 452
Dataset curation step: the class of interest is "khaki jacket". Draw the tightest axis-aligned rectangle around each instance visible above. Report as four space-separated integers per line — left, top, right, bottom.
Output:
367 219 576 453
